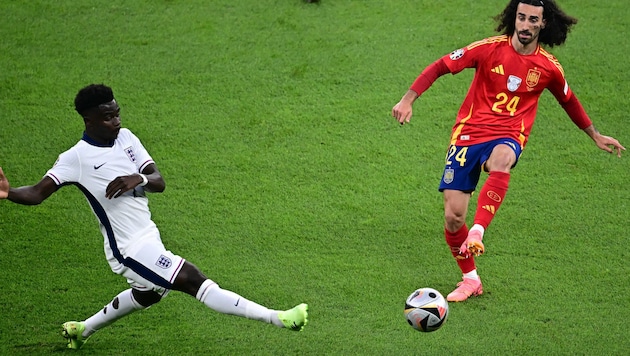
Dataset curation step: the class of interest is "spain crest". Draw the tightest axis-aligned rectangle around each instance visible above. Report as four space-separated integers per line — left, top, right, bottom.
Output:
526 68 541 88
443 168 454 184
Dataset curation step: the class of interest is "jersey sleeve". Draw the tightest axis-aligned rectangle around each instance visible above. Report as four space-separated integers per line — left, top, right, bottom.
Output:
546 61 572 104
45 149 80 186
125 129 155 173
545 61 593 129
442 39 491 75
409 58 451 96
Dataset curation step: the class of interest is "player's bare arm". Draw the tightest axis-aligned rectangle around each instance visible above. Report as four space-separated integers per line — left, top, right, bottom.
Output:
140 163 165 193
392 90 419 125
393 58 451 126
0 167 57 205
583 125 625 158
105 163 165 199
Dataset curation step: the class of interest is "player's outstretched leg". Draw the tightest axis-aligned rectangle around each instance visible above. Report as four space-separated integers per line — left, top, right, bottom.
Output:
61 321 88 350
194 278 308 331
446 277 483 302
278 303 309 331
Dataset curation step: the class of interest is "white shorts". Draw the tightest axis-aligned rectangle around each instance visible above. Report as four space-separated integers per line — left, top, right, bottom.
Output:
108 228 185 296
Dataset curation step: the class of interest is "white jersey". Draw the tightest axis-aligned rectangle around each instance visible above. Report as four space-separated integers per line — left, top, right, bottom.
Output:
46 128 156 266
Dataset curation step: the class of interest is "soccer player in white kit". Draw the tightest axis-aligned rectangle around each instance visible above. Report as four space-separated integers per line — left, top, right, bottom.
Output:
0 84 308 350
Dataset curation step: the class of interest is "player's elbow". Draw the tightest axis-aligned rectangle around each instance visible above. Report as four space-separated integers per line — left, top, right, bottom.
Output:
149 178 166 193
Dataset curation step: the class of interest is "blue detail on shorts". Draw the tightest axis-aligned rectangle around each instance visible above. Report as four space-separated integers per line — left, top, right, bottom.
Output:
438 138 522 192
63 182 174 289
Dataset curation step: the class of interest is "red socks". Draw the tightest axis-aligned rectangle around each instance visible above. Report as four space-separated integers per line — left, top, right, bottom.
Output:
445 171 510 274
473 171 510 229
445 225 476 273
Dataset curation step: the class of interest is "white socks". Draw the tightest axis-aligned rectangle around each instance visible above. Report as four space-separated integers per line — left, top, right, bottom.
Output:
83 289 145 338
82 280 285 338
195 279 283 327
464 269 479 280
470 224 485 237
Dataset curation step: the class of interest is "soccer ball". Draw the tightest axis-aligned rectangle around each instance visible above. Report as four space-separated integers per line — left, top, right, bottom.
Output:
404 288 449 332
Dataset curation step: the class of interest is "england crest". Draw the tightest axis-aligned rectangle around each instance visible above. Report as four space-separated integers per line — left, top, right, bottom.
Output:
156 255 172 269
125 146 137 162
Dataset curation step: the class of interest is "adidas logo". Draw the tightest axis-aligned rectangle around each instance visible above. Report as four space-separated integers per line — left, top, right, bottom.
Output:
491 65 504 75
482 205 496 214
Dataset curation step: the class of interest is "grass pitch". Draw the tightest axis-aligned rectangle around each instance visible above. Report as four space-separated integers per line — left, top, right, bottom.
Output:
1 1 628 355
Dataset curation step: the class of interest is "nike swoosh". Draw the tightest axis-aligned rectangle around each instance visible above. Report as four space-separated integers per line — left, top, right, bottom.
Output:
94 163 106 170
234 298 240 307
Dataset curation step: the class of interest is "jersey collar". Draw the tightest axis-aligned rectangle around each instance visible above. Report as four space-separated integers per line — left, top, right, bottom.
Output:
81 132 115 147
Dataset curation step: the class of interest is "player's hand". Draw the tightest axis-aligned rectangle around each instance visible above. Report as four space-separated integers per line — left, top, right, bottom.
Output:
392 90 419 125
105 174 143 199
594 134 625 158
392 101 413 125
0 167 9 199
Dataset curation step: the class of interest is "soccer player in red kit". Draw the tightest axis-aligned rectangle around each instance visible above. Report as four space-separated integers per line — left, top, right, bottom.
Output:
392 0 625 302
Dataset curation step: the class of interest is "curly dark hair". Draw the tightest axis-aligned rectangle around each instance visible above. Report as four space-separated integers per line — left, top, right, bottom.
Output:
74 84 114 116
495 0 578 47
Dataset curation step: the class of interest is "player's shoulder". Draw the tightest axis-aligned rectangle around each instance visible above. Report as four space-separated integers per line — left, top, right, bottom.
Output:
64 137 87 154
537 46 560 63
447 35 508 62
118 128 134 138
116 128 140 143
536 46 565 75
466 35 510 50
54 141 82 165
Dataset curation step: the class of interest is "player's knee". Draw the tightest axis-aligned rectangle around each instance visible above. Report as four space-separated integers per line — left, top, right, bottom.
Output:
444 212 465 232
172 261 208 296
131 288 162 307
487 145 516 171
487 161 512 172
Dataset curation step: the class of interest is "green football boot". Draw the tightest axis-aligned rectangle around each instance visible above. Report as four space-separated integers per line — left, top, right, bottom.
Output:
61 321 88 349
278 303 308 331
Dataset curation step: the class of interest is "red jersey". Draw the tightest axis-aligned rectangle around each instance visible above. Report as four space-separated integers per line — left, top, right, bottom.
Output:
442 35 572 148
